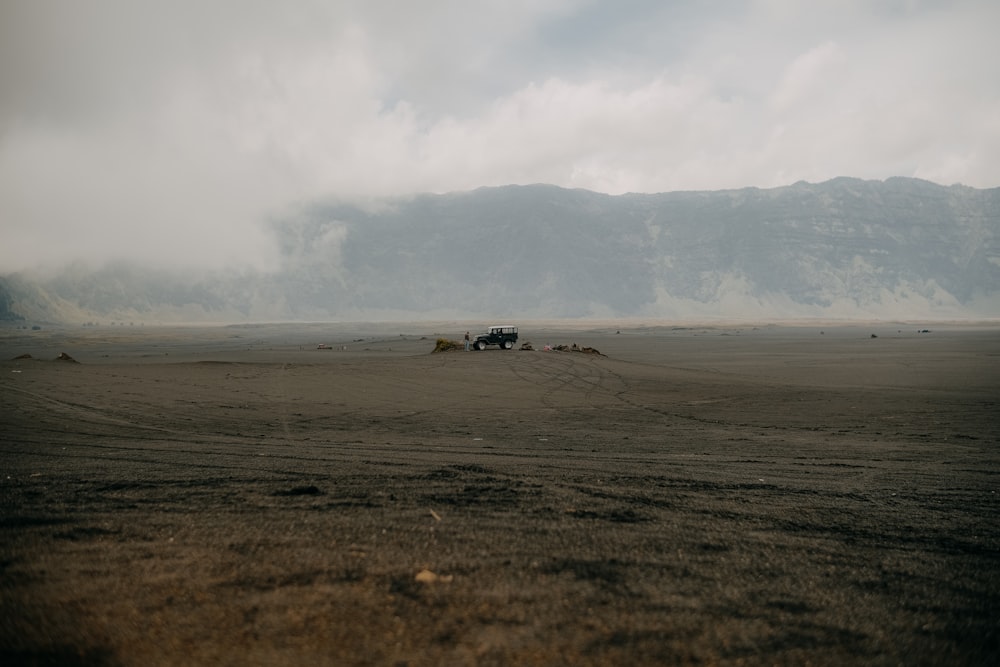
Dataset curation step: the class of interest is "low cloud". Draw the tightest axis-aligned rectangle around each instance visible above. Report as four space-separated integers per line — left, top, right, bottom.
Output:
1 0 997 272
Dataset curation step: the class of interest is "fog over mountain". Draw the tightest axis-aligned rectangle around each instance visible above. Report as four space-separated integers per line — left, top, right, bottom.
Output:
2 177 998 324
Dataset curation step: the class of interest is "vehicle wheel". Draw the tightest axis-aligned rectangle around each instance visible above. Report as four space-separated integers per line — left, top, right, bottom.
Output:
502 340 513 349
475 340 487 351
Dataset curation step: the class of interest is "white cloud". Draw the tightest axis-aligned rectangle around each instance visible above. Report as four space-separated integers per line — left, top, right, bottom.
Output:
0 0 997 272
770 41 847 112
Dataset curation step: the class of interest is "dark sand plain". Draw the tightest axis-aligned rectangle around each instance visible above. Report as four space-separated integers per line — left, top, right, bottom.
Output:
1 321 998 666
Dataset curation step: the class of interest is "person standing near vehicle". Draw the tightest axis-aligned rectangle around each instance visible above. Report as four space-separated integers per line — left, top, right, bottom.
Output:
464 331 470 351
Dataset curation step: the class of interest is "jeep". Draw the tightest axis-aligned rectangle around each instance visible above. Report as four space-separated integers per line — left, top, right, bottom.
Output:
473 325 518 350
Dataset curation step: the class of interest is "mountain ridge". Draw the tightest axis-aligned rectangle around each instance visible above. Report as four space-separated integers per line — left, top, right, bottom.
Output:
3 177 998 324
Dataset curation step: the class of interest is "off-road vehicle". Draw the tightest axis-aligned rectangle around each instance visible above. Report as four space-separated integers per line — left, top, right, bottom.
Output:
472 325 518 350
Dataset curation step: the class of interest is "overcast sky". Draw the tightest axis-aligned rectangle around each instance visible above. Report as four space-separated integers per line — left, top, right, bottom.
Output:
1 0 998 272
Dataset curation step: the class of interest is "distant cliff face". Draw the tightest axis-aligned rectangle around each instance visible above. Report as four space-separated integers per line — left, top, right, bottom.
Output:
0 280 24 321
3 177 999 323
628 177 1000 316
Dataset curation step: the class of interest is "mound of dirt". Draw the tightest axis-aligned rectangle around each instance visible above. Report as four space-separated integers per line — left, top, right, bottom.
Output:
432 338 462 352
551 343 603 355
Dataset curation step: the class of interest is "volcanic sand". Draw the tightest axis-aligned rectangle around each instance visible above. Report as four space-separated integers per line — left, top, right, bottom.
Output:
1 322 998 666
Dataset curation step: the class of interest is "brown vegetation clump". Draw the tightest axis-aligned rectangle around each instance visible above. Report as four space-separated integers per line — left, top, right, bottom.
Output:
432 338 462 353
551 343 603 355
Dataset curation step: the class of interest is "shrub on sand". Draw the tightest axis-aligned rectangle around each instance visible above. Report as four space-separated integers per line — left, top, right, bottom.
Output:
433 338 462 352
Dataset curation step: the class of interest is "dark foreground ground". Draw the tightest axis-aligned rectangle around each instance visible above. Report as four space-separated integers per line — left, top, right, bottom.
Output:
1 322 998 666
